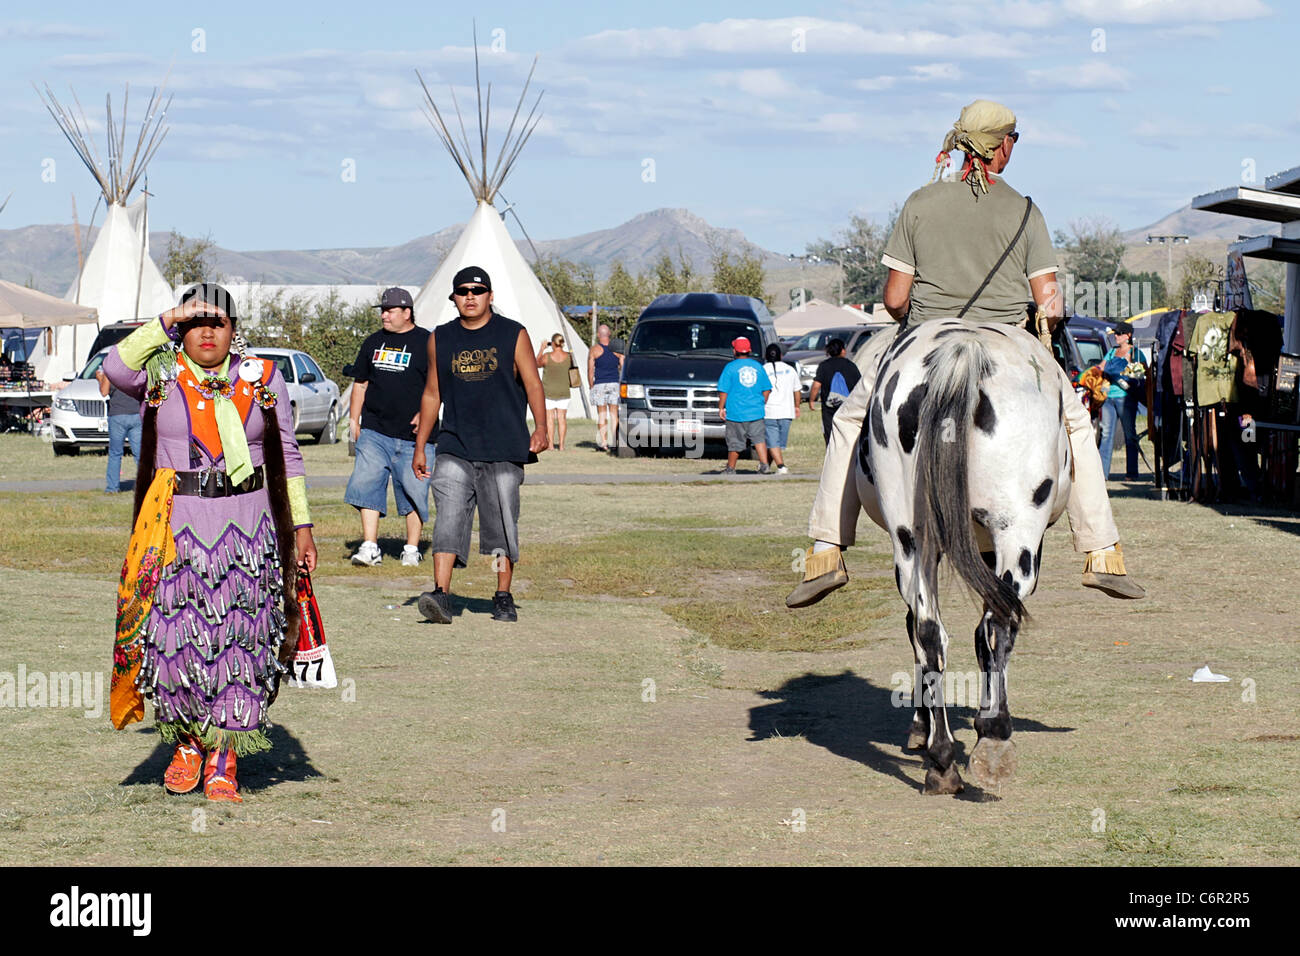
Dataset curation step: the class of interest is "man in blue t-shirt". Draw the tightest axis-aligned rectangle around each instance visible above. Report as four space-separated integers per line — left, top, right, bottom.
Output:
717 336 773 475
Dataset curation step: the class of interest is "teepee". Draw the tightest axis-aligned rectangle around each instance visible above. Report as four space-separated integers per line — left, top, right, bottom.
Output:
412 35 590 417
34 82 176 381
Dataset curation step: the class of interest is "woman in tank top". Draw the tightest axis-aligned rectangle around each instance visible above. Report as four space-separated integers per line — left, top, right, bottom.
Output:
537 333 573 451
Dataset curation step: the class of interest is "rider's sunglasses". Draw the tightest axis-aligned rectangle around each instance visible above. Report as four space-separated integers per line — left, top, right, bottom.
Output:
455 286 489 297
1009 131 1020 143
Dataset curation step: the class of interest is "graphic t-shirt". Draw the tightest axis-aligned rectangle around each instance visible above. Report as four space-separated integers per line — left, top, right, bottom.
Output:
717 357 772 423
881 178 1057 324
352 325 431 440
762 361 800 420
1188 311 1239 406
434 311 531 463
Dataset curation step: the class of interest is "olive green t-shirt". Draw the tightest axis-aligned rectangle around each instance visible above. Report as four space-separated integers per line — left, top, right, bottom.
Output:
881 178 1058 324
1187 311 1239 406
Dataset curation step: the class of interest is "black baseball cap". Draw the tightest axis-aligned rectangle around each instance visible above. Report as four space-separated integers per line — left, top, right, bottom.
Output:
448 266 492 301
377 287 414 311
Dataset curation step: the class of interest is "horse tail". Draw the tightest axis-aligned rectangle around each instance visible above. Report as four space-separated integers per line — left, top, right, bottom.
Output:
913 336 1025 624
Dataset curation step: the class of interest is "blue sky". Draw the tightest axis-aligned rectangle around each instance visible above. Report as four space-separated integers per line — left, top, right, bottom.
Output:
2 0 1296 257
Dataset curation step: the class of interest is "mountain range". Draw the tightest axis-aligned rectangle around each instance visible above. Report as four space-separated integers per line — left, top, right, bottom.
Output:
0 203 1276 299
0 207 788 296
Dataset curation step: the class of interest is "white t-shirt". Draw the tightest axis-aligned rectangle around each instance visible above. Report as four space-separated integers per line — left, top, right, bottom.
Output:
763 361 800 420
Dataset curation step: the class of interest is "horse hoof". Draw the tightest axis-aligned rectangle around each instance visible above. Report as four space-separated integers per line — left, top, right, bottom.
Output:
923 763 964 795
969 737 1017 789
905 728 928 751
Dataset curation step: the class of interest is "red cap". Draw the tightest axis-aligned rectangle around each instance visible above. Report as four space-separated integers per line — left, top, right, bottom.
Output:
731 336 752 354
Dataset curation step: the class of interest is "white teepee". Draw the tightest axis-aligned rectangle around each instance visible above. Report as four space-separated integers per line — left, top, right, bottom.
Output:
411 34 590 417
34 82 175 381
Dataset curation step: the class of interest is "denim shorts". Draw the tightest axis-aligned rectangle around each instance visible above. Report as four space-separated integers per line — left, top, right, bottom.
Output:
344 428 432 522
764 417 792 450
430 453 524 568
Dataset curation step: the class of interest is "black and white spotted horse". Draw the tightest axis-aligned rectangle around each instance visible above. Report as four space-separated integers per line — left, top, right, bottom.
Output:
856 319 1072 794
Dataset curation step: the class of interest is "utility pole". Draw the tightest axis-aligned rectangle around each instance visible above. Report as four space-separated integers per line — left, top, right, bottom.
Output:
1146 234 1189 293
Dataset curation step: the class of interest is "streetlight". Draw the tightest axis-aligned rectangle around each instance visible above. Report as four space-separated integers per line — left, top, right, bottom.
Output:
1146 234 1189 294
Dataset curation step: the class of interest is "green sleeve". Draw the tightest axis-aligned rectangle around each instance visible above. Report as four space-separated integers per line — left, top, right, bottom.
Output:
116 318 172 370
287 475 312 528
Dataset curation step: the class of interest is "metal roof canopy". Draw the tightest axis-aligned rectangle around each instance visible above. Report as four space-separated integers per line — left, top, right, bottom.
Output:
1191 185 1300 223
1230 234 1300 264
1265 165 1300 195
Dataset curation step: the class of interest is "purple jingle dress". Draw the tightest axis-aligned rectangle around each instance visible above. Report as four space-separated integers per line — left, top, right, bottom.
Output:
105 320 309 756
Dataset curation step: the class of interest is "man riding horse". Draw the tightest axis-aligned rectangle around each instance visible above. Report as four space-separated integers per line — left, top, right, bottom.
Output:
788 99 1145 608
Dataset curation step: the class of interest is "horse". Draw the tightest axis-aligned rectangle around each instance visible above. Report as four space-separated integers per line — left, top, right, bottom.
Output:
855 318 1073 795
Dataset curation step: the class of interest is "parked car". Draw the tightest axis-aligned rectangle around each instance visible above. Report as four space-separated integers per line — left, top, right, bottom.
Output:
48 322 147 455
250 348 342 444
783 324 892 401
616 293 778 457
1067 315 1117 369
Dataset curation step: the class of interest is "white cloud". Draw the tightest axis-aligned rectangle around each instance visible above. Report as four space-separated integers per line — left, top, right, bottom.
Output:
1026 59 1131 90
1062 0 1270 23
0 22 110 41
1205 85 1233 96
570 18 1034 61
854 76 898 92
909 63 962 82
710 69 798 98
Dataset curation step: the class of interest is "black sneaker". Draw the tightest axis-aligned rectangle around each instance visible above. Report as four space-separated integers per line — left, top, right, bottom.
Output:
491 591 518 622
418 588 453 624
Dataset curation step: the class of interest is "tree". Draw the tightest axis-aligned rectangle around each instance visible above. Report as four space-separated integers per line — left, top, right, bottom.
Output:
709 245 768 304
1176 254 1222 309
602 261 642 309
807 207 896 304
1054 217 1125 286
245 287 370 387
162 230 219 286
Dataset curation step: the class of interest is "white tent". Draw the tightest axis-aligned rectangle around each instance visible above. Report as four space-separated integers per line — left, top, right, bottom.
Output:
33 82 175 382
773 297 872 335
411 33 590 417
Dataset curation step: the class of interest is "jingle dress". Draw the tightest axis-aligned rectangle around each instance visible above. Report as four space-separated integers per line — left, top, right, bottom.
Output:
105 319 312 755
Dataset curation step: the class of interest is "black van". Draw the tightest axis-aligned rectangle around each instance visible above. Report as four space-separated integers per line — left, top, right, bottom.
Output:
616 293 777 458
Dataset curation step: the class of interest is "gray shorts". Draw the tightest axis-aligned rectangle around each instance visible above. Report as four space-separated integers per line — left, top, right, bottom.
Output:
725 418 766 453
430 453 525 568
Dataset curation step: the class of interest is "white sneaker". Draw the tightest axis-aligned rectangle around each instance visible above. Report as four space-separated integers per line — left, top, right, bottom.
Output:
777 465 789 475
401 545 421 567
351 542 382 567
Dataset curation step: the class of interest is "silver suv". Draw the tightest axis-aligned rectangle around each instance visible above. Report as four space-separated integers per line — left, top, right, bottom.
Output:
49 349 116 455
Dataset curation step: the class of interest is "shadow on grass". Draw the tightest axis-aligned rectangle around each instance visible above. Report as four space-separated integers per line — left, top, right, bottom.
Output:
121 723 323 792
747 670 1074 798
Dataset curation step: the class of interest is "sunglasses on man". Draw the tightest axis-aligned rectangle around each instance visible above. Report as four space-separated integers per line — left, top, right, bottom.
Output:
455 285 489 297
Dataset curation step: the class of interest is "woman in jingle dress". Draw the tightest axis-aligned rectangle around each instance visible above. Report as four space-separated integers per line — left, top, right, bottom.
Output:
105 283 316 803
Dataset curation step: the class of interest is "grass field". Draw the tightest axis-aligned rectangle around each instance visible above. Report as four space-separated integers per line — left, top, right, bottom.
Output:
1 415 1297 865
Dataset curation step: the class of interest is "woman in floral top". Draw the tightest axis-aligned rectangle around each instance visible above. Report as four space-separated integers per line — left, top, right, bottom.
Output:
1098 325 1149 481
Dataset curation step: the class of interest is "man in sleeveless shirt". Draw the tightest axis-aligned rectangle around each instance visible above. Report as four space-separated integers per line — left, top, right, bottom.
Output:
412 267 549 624
588 324 624 451
786 100 1145 608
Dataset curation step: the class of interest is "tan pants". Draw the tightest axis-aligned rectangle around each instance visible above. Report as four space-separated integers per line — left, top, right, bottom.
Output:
808 324 1120 553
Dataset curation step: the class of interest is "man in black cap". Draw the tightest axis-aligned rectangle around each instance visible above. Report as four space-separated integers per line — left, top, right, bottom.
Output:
412 266 549 624
344 286 433 567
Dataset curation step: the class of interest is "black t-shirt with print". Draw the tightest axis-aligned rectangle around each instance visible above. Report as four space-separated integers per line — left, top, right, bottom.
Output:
434 311 531 463
352 325 432 440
